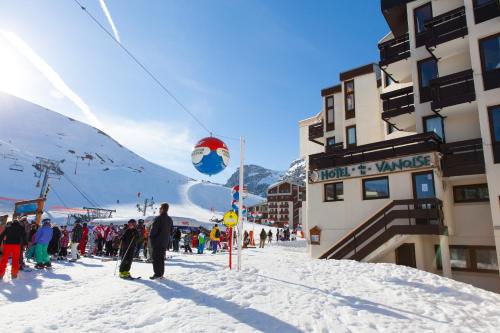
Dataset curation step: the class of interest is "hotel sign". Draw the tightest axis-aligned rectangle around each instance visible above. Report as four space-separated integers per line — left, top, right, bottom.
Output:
309 153 436 183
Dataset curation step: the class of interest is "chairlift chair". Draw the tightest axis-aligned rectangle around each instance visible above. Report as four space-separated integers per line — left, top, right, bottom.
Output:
9 161 24 172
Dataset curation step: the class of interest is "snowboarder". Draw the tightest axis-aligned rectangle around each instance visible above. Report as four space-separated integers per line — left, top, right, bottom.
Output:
70 220 83 261
119 219 139 279
149 203 173 280
259 228 267 248
0 219 27 279
34 219 54 269
197 232 206 254
210 224 221 254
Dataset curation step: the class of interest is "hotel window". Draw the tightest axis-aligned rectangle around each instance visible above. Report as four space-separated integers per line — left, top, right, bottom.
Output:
326 96 335 131
363 177 390 200
326 136 336 146
384 73 395 88
324 182 344 202
436 246 499 272
344 80 355 119
453 184 489 203
423 115 445 142
418 58 438 103
479 33 500 90
488 105 500 163
414 3 432 47
346 125 356 148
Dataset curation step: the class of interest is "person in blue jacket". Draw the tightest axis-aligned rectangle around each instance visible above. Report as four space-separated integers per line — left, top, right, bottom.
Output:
34 219 54 269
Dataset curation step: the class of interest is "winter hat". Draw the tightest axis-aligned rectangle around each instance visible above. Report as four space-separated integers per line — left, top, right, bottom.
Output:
42 219 51 225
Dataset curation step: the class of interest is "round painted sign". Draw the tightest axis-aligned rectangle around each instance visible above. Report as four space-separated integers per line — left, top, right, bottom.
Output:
191 137 230 176
223 211 238 227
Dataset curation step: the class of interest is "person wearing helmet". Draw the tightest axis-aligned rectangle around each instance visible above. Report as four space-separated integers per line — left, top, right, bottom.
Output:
0 218 27 279
34 219 54 269
119 219 139 279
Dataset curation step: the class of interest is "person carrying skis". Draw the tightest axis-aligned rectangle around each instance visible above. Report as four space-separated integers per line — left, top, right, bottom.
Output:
210 224 221 254
119 219 139 279
0 219 27 279
197 232 206 254
149 203 173 280
70 220 83 262
34 219 54 269
259 228 267 248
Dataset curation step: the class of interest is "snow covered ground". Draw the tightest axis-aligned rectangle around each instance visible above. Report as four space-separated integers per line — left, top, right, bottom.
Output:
1 241 499 333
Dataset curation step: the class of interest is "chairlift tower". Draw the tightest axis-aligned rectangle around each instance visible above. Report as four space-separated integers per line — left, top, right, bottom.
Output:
32 157 64 199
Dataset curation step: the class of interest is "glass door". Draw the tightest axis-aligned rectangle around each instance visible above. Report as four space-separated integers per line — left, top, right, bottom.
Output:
412 171 436 225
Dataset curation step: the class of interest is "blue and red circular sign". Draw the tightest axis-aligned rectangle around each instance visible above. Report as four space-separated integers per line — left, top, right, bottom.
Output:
191 137 230 176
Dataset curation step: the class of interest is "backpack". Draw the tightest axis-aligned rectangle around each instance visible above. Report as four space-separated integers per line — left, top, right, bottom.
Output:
215 229 220 238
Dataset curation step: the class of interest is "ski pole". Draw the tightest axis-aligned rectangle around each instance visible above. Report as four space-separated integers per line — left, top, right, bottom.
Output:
114 236 135 276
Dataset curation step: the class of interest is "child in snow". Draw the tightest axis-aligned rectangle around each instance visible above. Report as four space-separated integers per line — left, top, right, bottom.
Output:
58 226 70 260
184 233 193 253
197 232 205 254
119 219 139 279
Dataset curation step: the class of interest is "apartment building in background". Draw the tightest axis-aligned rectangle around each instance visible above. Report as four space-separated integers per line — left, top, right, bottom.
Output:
300 0 500 292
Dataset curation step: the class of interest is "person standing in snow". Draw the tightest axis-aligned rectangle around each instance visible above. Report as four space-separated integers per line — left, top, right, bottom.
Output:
134 220 146 259
197 232 206 254
276 229 280 242
119 219 139 279
172 228 181 252
25 223 38 261
210 224 221 254
268 230 273 244
95 224 105 255
34 219 54 269
86 225 96 257
184 232 193 254
79 223 89 256
0 219 27 279
70 220 83 262
48 225 61 257
18 216 30 271
149 203 173 280
259 228 267 248
58 226 69 260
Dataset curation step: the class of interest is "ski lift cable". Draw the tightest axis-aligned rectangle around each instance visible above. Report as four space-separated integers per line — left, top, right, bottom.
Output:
50 185 69 209
62 173 100 208
72 0 216 137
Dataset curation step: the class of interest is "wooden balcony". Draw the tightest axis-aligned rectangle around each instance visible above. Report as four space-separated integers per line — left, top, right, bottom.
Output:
378 33 410 67
381 86 414 119
441 139 485 177
320 198 445 261
430 69 475 111
309 132 441 170
418 6 468 48
474 0 500 24
309 121 324 145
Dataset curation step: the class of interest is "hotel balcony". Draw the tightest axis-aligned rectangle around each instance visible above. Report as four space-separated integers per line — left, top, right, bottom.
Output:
309 121 324 145
381 86 415 130
379 33 410 67
441 139 485 177
429 69 475 113
309 132 441 170
473 0 500 24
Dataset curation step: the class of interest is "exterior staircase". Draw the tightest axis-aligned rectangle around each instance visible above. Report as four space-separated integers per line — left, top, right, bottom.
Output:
320 198 446 261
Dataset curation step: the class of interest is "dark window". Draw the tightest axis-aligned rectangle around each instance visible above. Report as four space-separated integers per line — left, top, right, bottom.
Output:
344 80 355 119
363 177 390 200
479 33 500 90
414 3 432 47
488 105 500 163
418 58 438 103
436 245 498 272
387 123 397 135
325 96 335 131
324 182 344 202
384 73 395 88
423 115 445 142
326 136 336 146
346 125 356 148
453 184 489 203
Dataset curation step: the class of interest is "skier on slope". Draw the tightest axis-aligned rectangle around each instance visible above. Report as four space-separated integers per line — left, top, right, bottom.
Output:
119 219 139 279
0 219 27 279
34 219 54 269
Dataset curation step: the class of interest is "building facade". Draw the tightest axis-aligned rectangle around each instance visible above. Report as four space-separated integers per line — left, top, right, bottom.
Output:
247 201 269 224
267 181 305 229
301 0 500 292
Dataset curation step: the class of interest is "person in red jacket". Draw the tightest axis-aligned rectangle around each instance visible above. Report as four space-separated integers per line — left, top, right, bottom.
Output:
79 223 89 256
0 219 27 279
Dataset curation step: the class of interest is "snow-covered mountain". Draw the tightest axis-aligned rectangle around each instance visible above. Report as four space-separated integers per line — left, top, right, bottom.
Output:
0 91 261 220
225 164 283 197
279 158 306 186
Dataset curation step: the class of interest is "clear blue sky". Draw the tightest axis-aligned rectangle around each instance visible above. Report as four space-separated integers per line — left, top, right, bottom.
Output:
0 0 389 183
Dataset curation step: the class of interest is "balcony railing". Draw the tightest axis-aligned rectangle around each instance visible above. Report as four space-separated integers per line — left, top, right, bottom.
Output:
441 139 485 177
378 33 410 67
424 6 468 48
310 132 441 170
381 86 414 119
325 142 344 154
309 121 324 144
430 69 475 111
474 0 500 24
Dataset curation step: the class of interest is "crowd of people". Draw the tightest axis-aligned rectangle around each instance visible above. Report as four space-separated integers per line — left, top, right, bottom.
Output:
1 203 295 281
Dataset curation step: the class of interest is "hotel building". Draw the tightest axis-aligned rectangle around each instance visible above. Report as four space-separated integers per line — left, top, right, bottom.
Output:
300 0 500 292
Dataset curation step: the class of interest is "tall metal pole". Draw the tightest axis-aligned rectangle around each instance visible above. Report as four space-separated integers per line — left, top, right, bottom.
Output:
237 136 245 271
39 167 50 198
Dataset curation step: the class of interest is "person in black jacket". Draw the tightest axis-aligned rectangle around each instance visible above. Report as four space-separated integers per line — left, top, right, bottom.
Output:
119 219 139 279
172 228 181 252
70 220 83 262
48 225 61 256
149 203 173 280
0 219 27 279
